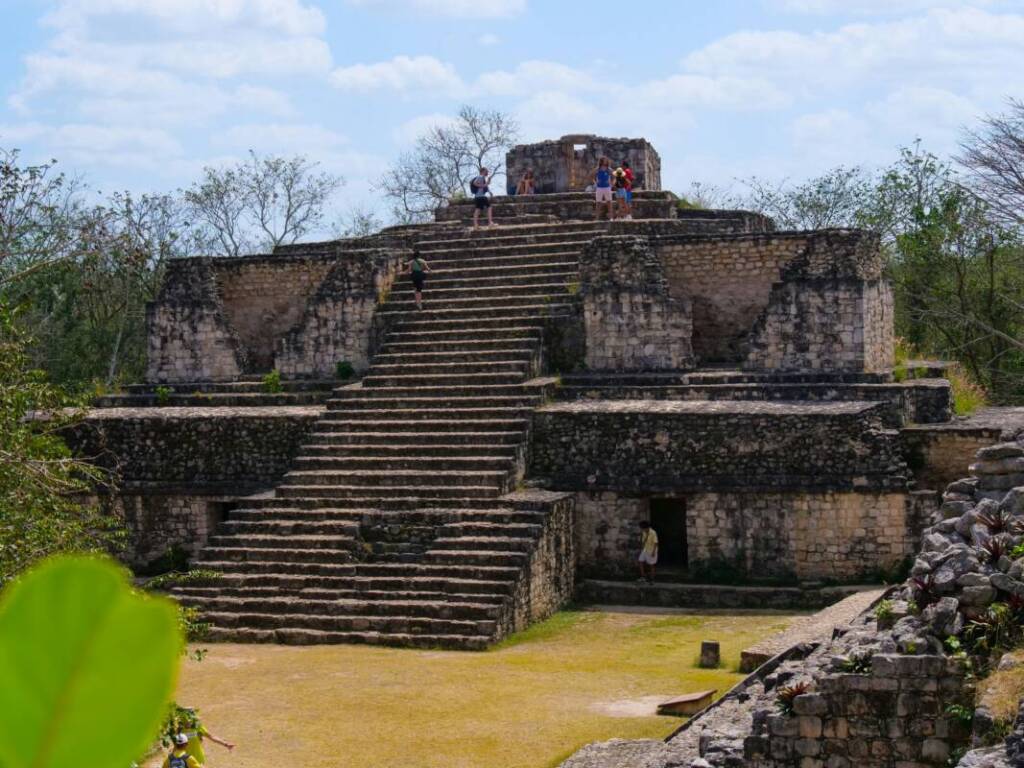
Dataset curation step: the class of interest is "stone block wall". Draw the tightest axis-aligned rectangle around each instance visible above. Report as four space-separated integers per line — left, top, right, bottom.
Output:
146 247 401 383
276 249 403 378
748 655 969 767
901 425 1005 491
529 400 909 493
580 236 693 371
69 406 321 489
145 259 246 383
505 134 661 194
572 489 927 582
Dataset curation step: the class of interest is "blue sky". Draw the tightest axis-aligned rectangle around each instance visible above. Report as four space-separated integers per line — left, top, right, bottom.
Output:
1 0 1023 222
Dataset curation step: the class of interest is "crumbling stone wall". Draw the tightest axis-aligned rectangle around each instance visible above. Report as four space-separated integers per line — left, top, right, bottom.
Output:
213 256 334 370
147 247 401 382
276 248 403 378
69 406 321 489
573 489 926 582
529 400 909 493
580 236 693 371
145 259 246 383
505 135 661 194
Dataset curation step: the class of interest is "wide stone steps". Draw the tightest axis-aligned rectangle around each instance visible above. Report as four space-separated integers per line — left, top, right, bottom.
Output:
329 382 550 400
420 260 578 279
295 443 516 459
226 505 546 524
431 535 534 553
175 584 509 604
324 395 541 410
199 546 355 565
316 407 533 422
302 431 523 447
383 290 570 312
176 573 515 596
281 469 510 488
308 417 528 433
424 549 529 567
411 222 602 246
377 303 574 324
368 358 531 375
384 315 547 334
198 610 497 638
275 484 504 500
292 456 514 472
206 533 356 550
370 349 535 366
377 337 540 354
176 594 501 621
218 519 361 536
416 241 588 262
361 371 534 387
202 626 491 650
390 277 576 300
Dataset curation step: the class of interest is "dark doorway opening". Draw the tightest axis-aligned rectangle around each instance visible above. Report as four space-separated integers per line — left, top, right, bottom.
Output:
649 498 688 569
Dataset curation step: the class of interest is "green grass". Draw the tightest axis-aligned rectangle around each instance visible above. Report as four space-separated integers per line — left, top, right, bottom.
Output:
156 608 798 768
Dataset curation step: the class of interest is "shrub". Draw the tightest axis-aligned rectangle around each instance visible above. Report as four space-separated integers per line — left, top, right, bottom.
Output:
261 369 283 393
155 385 172 405
840 652 874 673
981 535 1011 564
335 360 355 380
978 509 1022 536
910 574 940 608
874 599 894 623
775 681 810 715
146 569 221 591
948 363 988 416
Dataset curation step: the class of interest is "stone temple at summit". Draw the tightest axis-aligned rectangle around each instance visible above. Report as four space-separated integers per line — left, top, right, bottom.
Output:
73 134 984 649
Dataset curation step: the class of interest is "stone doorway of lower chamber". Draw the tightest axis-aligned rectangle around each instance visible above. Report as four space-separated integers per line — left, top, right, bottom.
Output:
649 497 688 575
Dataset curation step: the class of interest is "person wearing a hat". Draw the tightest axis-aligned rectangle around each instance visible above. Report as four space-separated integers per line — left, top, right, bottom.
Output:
163 734 203 768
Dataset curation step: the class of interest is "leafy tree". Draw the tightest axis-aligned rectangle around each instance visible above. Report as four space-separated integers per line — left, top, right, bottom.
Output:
378 105 519 223
185 151 343 256
0 305 123 585
735 166 875 231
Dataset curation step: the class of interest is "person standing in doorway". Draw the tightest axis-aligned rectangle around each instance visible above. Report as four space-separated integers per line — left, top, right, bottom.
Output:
405 250 431 310
471 167 496 229
638 520 659 583
593 156 614 220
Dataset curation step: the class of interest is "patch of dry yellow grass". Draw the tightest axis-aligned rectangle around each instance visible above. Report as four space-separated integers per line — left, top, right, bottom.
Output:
978 651 1024 724
159 609 798 768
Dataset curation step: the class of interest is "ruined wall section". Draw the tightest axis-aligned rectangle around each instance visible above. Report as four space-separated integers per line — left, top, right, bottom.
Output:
505 135 661 194
745 230 894 373
145 258 246 383
276 248 404 378
579 236 693 371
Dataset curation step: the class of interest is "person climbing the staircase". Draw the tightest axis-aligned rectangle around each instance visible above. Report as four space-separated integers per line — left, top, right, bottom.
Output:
594 157 614 220
404 250 432 310
471 167 496 229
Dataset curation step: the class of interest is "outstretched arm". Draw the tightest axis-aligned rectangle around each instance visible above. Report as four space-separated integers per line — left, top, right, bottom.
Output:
205 732 235 750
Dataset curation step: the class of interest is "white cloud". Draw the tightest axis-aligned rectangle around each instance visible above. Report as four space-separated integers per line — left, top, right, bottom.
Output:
479 33 501 46
475 61 604 97
213 123 350 154
392 113 459 145
769 0 1000 14
0 121 184 172
345 0 526 19
330 55 464 94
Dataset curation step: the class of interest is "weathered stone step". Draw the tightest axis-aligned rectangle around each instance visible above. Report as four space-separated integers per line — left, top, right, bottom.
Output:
395 266 578 289
440 521 541 538
304 430 523 446
414 224 604 248
199 546 355 565
325 395 541 410
207 533 356 550
202 626 490 650
94 392 329 408
197 610 497 637
124 380 335 395
177 572 514 595
276 484 503 500
377 338 539 354
292 456 514 472
354 561 521 581
378 302 574 324
361 372 529 388
431 535 535 553
385 316 547 334
413 241 586 262
367 359 531 376
424 549 529 567
177 594 501 620
309 417 529 433
193 559 357 576
219 519 360 536
227 505 546 524
370 349 535 365
384 290 571 312
281 469 510 488
299 443 517 459
421 260 578 280
175 585 508 604
330 382 550 400
316 407 533 422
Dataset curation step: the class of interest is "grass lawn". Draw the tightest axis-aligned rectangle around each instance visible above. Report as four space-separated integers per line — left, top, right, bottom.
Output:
160 608 799 768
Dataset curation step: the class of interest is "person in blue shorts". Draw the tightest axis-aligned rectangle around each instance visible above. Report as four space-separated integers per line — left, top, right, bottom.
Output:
616 159 635 220
593 156 614 220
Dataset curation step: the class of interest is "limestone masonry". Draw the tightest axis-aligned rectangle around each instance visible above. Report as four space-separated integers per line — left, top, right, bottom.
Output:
75 135 1000 658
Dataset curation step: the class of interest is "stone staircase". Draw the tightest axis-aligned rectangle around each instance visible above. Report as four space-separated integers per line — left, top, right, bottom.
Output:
172 223 596 648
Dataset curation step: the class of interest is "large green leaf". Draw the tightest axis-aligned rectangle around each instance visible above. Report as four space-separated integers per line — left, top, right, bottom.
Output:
0 555 182 768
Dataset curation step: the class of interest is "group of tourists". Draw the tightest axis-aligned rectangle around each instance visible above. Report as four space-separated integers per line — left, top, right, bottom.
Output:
402 157 639 310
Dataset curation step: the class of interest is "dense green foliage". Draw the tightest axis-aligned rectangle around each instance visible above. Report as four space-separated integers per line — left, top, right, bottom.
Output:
0 556 182 768
0 306 123 585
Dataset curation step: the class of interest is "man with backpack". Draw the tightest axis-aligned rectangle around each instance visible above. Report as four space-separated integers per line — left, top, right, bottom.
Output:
163 734 203 768
471 166 496 229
